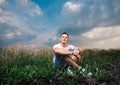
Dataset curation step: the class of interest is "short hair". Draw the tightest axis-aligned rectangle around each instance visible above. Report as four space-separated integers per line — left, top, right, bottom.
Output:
61 32 69 37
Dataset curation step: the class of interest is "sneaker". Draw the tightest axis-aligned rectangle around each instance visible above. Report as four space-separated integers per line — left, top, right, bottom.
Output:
80 68 86 73
79 67 92 77
79 67 86 74
87 72 92 77
67 67 74 77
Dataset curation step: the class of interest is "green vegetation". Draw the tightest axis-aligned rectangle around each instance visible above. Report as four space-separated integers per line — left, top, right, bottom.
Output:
0 47 120 85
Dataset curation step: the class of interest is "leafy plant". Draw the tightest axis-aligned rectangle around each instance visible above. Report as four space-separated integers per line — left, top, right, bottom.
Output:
0 48 120 85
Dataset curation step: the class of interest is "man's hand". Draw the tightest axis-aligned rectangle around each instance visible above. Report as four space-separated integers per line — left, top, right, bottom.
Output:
75 47 84 53
73 50 80 56
71 50 80 60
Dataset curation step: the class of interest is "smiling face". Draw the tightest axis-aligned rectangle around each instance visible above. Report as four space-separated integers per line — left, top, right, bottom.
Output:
60 34 69 44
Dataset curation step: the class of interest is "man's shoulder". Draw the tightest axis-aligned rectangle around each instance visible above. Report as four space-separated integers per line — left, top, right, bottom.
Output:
53 43 60 46
53 43 61 48
66 44 75 50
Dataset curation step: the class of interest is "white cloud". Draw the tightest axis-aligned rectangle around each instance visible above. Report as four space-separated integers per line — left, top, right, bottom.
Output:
15 0 43 16
0 0 45 47
16 32 21 36
0 18 4 23
4 31 21 39
0 0 43 30
0 4 35 34
65 2 81 12
81 26 120 49
28 29 58 45
0 0 6 5
2 12 33 33
84 36 120 49
62 1 82 15
82 26 120 40
5 32 15 39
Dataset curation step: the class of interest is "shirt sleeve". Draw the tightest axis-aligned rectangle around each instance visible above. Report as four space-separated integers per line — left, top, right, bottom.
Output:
53 44 59 49
67 44 75 51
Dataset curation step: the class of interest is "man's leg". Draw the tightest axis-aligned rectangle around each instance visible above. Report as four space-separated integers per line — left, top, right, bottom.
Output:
64 55 80 69
71 55 81 62
64 55 93 77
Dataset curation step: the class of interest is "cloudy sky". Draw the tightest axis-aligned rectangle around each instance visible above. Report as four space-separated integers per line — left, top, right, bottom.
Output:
0 0 120 49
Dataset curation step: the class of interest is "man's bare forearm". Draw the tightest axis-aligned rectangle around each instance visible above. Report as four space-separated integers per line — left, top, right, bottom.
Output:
53 48 73 55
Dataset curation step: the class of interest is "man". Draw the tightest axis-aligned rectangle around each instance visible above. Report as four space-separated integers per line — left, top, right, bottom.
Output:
53 32 86 76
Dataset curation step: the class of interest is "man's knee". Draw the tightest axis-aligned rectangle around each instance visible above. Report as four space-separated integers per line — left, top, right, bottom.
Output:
64 55 70 61
71 55 78 62
64 55 77 62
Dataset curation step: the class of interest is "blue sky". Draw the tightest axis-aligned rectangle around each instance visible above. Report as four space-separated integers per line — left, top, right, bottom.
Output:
0 0 120 49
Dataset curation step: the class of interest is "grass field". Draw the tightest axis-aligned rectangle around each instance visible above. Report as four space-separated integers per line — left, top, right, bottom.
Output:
0 47 120 85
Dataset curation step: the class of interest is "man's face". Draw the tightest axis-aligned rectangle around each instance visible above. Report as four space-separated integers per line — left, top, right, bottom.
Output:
60 34 69 44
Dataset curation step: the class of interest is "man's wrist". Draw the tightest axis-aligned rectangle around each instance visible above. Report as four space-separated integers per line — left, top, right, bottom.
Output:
71 51 74 55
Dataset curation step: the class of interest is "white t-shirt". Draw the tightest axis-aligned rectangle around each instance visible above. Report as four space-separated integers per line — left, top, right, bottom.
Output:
53 43 75 51
53 43 75 68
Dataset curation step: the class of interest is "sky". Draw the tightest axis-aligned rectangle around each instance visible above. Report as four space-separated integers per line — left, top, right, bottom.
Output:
0 0 120 49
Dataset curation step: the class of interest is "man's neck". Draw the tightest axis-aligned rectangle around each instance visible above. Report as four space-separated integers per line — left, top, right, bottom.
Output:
61 43 67 48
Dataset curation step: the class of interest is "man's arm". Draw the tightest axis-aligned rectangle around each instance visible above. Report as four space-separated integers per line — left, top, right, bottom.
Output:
53 47 73 55
75 47 84 53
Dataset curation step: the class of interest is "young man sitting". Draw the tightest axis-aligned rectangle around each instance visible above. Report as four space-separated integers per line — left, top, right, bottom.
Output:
53 32 91 76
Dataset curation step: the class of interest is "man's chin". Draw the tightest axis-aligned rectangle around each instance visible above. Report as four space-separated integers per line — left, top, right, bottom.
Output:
62 42 67 44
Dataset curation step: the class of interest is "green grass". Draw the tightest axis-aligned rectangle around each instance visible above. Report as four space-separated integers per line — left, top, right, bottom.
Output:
0 48 120 85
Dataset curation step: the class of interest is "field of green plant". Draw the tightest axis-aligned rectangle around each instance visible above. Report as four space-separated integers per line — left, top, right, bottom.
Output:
0 47 120 85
